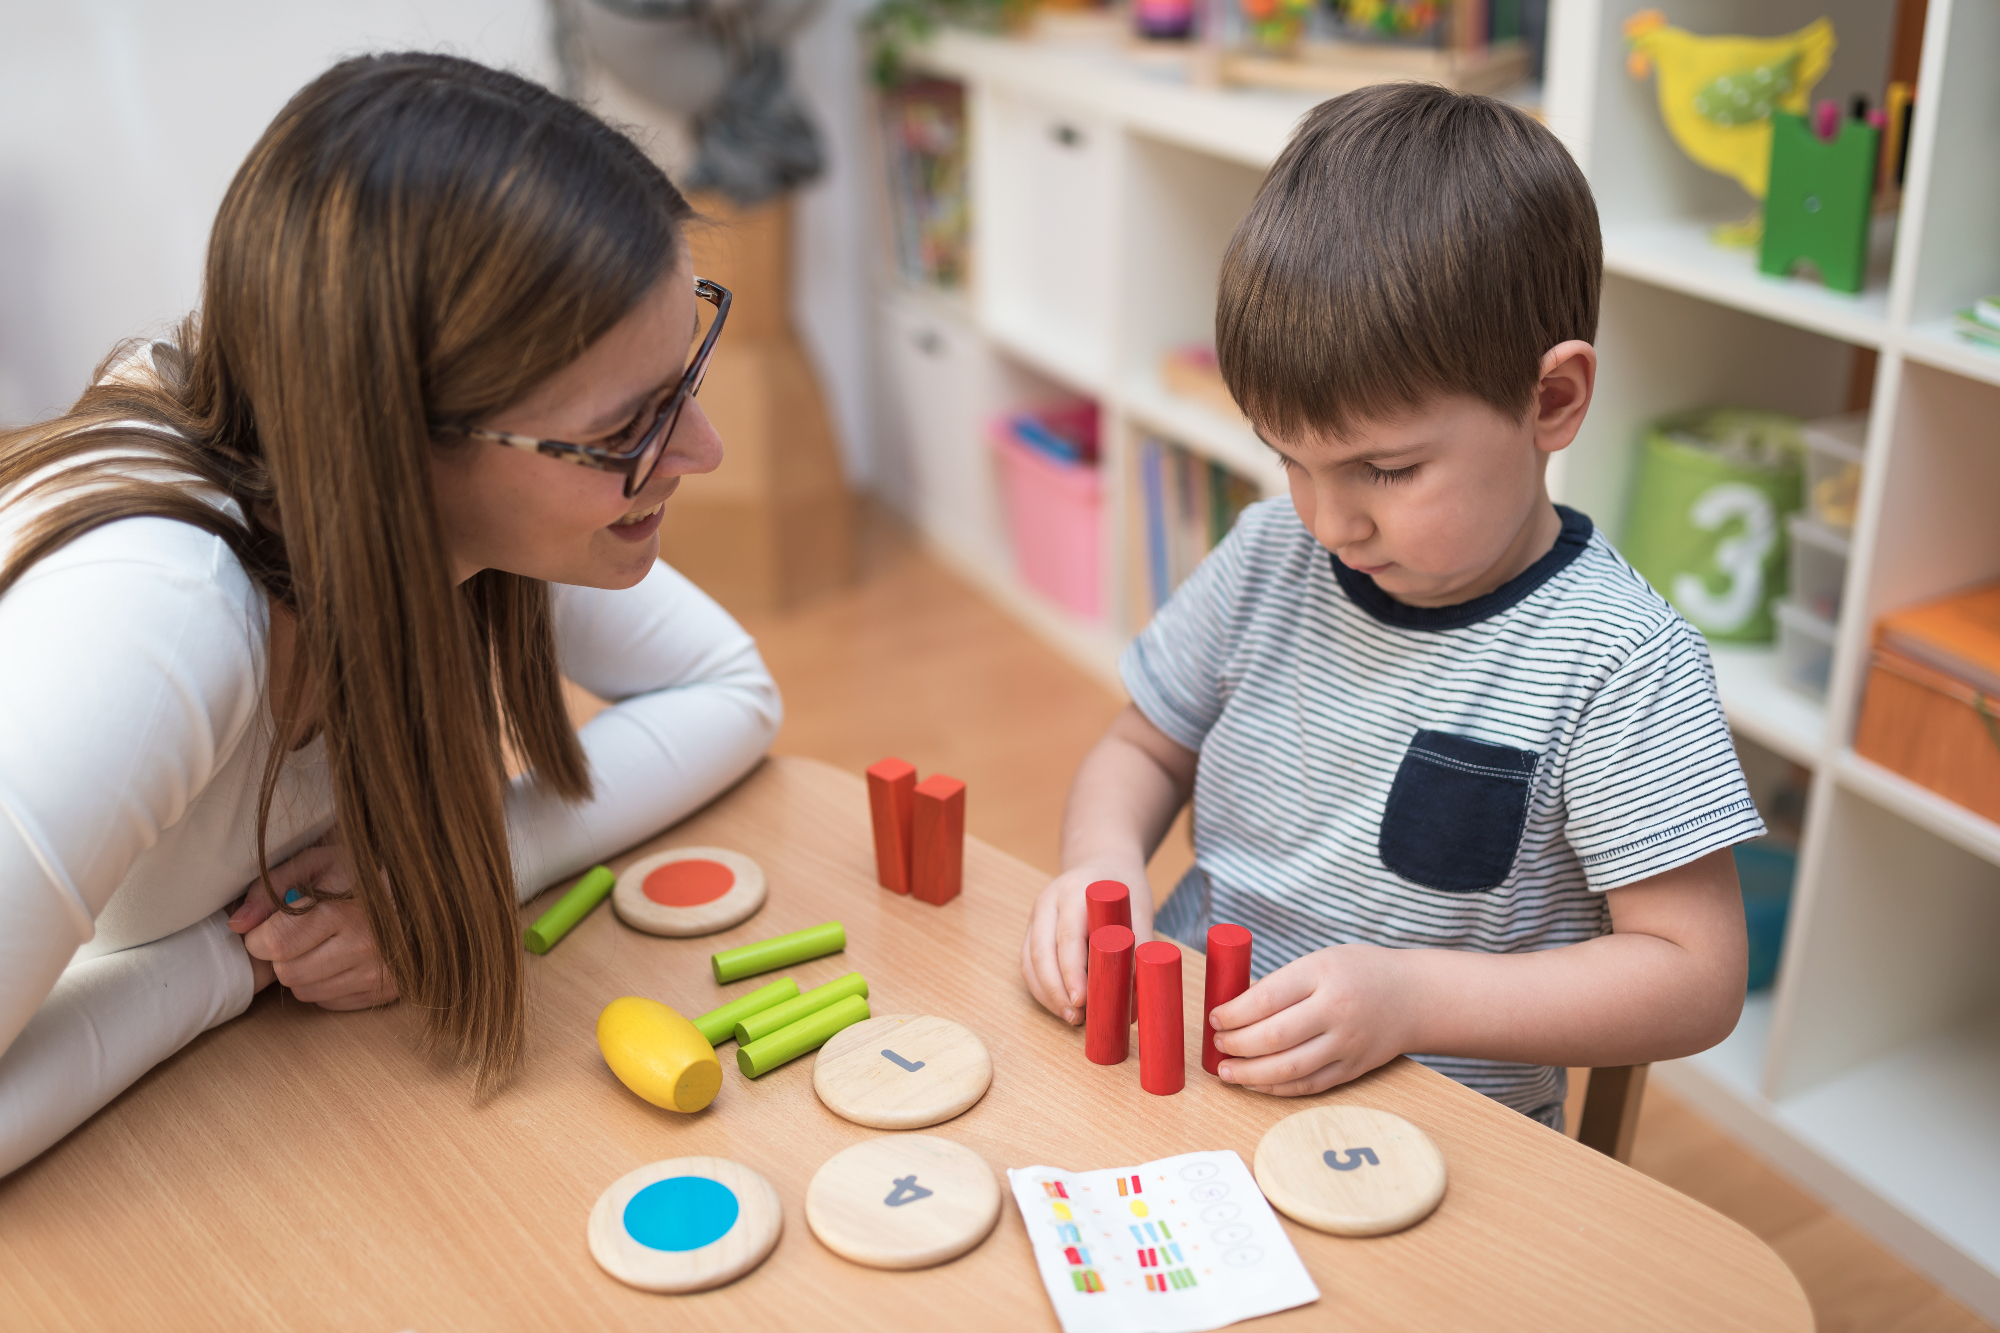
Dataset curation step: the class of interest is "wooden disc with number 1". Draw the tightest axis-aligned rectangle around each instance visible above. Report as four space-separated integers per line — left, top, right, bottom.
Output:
812 1014 992 1130
1253 1105 1447 1236
805 1135 1000 1270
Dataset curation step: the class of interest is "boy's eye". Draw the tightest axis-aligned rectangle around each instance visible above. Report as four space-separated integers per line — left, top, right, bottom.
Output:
1362 462 1419 485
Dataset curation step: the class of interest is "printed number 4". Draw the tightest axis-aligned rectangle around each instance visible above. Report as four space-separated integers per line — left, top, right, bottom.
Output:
1324 1147 1379 1171
884 1174 934 1207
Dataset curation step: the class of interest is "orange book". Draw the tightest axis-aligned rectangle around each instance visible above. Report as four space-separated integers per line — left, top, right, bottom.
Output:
1876 582 2000 697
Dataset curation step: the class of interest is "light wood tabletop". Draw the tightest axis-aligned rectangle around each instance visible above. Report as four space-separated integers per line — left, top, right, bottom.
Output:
0 756 1812 1332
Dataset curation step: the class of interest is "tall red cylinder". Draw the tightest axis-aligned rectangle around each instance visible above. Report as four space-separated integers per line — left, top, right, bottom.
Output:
1086 880 1131 935
1086 925 1134 1065
1201 923 1253 1076
1135 940 1184 1095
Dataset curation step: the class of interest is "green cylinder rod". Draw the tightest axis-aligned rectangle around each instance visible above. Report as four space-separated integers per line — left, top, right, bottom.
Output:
733 972 869 1045
711 920 846 984
735 994 871 1079
523 866 615 955
691 978 801 1046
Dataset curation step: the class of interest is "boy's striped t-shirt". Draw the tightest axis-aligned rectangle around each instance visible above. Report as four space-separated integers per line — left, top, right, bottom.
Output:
1124 499 1762 1123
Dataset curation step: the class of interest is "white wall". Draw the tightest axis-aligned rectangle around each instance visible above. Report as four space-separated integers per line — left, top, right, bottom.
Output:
0 1 555 426
0 0 877 488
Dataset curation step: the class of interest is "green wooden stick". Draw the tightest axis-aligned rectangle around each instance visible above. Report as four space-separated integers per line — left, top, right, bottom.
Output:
523 865 615 954
692 978 800 1046
710 920 846 983
736 994 871 1079
732 972 869 1045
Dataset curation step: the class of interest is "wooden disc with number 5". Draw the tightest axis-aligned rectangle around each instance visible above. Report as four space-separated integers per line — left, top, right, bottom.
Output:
1253 1105 1446 1236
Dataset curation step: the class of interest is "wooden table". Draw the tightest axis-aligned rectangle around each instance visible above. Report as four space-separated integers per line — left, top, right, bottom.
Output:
0 757 1812 1331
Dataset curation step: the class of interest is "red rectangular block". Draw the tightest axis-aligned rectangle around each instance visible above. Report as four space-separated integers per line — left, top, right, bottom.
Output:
911 774 966 906
866 757 917 893
1201 923 1252 1076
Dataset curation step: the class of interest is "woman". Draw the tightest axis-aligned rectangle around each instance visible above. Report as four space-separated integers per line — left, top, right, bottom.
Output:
0 53 780 1176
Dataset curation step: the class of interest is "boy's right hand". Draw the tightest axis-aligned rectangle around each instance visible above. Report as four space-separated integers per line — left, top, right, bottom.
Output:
1021 863 1154 1025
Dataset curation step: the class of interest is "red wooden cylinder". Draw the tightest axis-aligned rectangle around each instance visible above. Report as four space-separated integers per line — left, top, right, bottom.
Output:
1135 940 1184 1095
1085 880 1131 935
1085 925 1135 1065
1201 923 1253 1076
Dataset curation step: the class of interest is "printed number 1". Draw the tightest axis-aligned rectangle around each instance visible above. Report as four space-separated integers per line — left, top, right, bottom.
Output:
1324 1147 1379 1172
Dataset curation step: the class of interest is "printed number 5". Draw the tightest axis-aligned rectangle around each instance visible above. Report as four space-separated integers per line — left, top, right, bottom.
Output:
1324 1147 1379 1171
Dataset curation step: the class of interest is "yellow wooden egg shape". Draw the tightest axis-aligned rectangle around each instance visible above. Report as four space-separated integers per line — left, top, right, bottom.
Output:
597 997 723 1113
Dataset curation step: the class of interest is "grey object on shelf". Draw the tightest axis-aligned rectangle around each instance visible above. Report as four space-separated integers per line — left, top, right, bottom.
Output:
558 0 826 206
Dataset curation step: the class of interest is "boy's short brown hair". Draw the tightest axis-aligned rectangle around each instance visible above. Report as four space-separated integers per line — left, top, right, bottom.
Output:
1217 82 1600 440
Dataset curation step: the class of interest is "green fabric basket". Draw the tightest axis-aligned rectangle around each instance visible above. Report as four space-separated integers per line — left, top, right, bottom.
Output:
1622 410 1805 643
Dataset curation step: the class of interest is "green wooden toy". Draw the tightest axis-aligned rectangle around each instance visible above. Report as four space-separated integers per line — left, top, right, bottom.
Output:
1759 111 1878 294
736 994 872 1078
711 921 846 983
733 972 870 1045
523 865 615 954
692 978 800 1046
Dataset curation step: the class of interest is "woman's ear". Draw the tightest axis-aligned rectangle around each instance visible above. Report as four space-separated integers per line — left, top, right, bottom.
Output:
1532 340 1597 455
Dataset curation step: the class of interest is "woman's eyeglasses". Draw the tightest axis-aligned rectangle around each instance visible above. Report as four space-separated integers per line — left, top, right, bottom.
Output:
445 277 730 499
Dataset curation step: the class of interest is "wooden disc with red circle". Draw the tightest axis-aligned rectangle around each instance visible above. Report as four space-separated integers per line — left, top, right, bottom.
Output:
613 847 768 937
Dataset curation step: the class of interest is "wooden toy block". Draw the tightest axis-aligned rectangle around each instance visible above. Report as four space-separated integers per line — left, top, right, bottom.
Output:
804 1134 1001 1270
1135 940 1183 1095
692 978 799 1046
733 971 869 1045
596 997 724 1113
523 864 614 954
736 993 871 1078
1085 925 1134 1066
711 920 845 983
813 1014 993 1129
1202 923 1252 1076
866 757 917 893
1252 1105 1446 1236
587 1156 783 1292
911 774 966 906
612 846 766 937
1760 111 1879 294
1085 880 1131 934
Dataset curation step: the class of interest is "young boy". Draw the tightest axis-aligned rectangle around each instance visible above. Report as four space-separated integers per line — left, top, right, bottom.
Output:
1020 83 1757 1128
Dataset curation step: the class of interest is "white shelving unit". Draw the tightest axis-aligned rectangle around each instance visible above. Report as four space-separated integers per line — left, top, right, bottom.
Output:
873 5 2000 1318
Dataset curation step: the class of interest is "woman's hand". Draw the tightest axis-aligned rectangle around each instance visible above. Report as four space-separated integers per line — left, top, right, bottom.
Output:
1208 944 1417 1096
227 845 398 1010
1021 862 1154 1026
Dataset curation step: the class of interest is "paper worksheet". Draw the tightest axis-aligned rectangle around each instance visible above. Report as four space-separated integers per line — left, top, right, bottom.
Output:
1006 1150 1319 1333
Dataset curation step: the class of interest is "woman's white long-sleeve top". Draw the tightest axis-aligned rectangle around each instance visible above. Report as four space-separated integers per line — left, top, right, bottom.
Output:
0 475 782 1177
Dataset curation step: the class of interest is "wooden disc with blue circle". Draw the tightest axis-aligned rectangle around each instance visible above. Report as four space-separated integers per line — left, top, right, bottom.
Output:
587 1156 782 1292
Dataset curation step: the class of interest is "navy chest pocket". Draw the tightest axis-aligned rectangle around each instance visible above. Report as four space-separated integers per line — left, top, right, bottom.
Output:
1378 730 1540 893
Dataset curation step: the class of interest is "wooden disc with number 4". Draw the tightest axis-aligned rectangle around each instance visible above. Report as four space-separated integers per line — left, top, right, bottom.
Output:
1253 1105 1447 1236
812 1015 992 1129
612 847 766 937
805 1135 1001 1270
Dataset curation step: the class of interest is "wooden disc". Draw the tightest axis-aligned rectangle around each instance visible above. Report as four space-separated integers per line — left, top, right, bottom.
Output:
812 1015 992 1130
1253 1105 1447 1237
613 847 766 938
588 1156 782 1293
804 1135 1000 1270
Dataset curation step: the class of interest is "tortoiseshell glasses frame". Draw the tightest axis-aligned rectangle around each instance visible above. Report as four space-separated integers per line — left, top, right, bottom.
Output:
443 277 730 499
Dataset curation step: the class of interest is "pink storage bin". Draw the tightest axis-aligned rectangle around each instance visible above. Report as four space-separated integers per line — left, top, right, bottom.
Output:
993 422 1102 622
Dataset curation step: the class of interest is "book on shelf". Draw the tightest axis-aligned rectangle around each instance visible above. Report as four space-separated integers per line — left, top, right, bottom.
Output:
878 79 969 292
1132 436 1263 618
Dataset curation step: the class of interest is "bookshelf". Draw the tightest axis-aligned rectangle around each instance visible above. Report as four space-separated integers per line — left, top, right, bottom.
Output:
872 4 2000 1318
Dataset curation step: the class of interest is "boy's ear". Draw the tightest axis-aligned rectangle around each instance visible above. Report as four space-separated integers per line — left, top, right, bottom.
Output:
1532 340 1597 455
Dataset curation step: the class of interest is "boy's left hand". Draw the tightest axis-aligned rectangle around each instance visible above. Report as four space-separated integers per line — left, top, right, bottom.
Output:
1207 943 1416 1096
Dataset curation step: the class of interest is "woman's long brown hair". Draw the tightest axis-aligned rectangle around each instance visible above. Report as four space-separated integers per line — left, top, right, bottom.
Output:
0 53 694 1090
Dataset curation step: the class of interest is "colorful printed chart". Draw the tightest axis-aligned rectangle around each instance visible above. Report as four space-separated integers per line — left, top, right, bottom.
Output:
1005 1150 1318 1333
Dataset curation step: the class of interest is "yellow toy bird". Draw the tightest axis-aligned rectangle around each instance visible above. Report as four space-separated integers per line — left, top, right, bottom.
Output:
1624 10 1836 245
